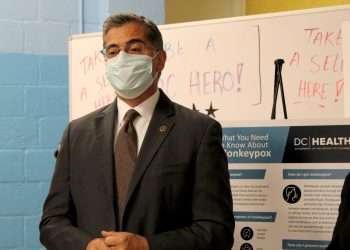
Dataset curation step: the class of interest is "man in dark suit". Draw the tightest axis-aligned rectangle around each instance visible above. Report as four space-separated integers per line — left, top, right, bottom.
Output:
327 171 350 250
39 13 234 250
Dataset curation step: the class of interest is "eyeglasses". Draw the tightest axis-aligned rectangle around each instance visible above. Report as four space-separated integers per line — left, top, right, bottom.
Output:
101 40 155 59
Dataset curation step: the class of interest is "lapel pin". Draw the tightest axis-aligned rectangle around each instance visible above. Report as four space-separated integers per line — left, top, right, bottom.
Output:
159 125 167 133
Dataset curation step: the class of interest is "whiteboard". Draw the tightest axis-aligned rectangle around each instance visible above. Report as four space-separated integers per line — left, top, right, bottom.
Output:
69 5 350 121
343 21 350 117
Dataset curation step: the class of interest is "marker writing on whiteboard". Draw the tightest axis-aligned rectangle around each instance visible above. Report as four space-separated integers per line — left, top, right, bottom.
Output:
289 26 344 107
188 63 244 96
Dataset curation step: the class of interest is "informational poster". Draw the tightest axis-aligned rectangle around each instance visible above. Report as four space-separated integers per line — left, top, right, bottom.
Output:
223 120 350 250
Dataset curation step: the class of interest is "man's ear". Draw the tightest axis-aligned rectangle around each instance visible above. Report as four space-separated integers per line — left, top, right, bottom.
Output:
155 50 167 72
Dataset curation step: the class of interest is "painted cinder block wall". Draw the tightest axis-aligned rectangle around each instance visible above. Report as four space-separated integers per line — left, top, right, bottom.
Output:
0 0 78 248
0 0 164 249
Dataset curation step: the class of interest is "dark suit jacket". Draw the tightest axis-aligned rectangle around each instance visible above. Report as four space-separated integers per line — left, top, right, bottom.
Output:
39 90 234 250
327 171 350 250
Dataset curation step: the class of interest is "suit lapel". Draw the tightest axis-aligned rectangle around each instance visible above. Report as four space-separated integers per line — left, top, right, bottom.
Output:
94 99 118 208
123 91 175 221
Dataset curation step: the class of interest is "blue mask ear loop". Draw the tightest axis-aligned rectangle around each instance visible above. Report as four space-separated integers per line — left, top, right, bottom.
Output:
151 51 161 81
152 50 159 59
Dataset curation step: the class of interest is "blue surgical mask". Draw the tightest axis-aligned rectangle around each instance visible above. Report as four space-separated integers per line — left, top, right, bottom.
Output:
106 51 156 99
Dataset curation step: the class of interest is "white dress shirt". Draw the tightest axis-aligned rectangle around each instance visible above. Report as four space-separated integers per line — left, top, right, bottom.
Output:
116 89 160 154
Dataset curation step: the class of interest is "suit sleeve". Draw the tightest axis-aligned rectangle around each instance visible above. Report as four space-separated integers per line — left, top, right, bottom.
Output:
147 120 235 250
39 124 94 250
327 171 350 250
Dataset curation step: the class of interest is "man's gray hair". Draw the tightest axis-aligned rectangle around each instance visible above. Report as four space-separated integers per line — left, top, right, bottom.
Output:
103 13 164 51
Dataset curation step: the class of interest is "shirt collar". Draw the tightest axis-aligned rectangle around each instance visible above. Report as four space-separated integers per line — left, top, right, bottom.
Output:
117 89 160 122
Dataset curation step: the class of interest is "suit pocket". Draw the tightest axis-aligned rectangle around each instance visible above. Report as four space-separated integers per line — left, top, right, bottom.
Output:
147 162 193 215
149 162 194 198
151 162 189 177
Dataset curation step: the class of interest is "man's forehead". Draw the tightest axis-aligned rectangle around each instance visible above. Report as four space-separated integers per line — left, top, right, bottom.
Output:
103 22 149 45
106 23 147 38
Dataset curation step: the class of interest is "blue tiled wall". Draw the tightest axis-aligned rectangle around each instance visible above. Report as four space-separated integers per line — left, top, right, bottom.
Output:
0 53 68 250
0 0 73 249
109 0 165 24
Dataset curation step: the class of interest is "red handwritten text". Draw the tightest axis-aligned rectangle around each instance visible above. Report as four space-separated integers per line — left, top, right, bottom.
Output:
304 27 342 47
80 50 104 75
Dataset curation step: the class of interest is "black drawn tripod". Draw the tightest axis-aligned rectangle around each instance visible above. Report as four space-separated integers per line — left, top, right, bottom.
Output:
271 59 288 119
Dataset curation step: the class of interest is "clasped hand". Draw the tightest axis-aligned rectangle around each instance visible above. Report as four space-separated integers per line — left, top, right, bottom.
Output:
86 231 149 250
